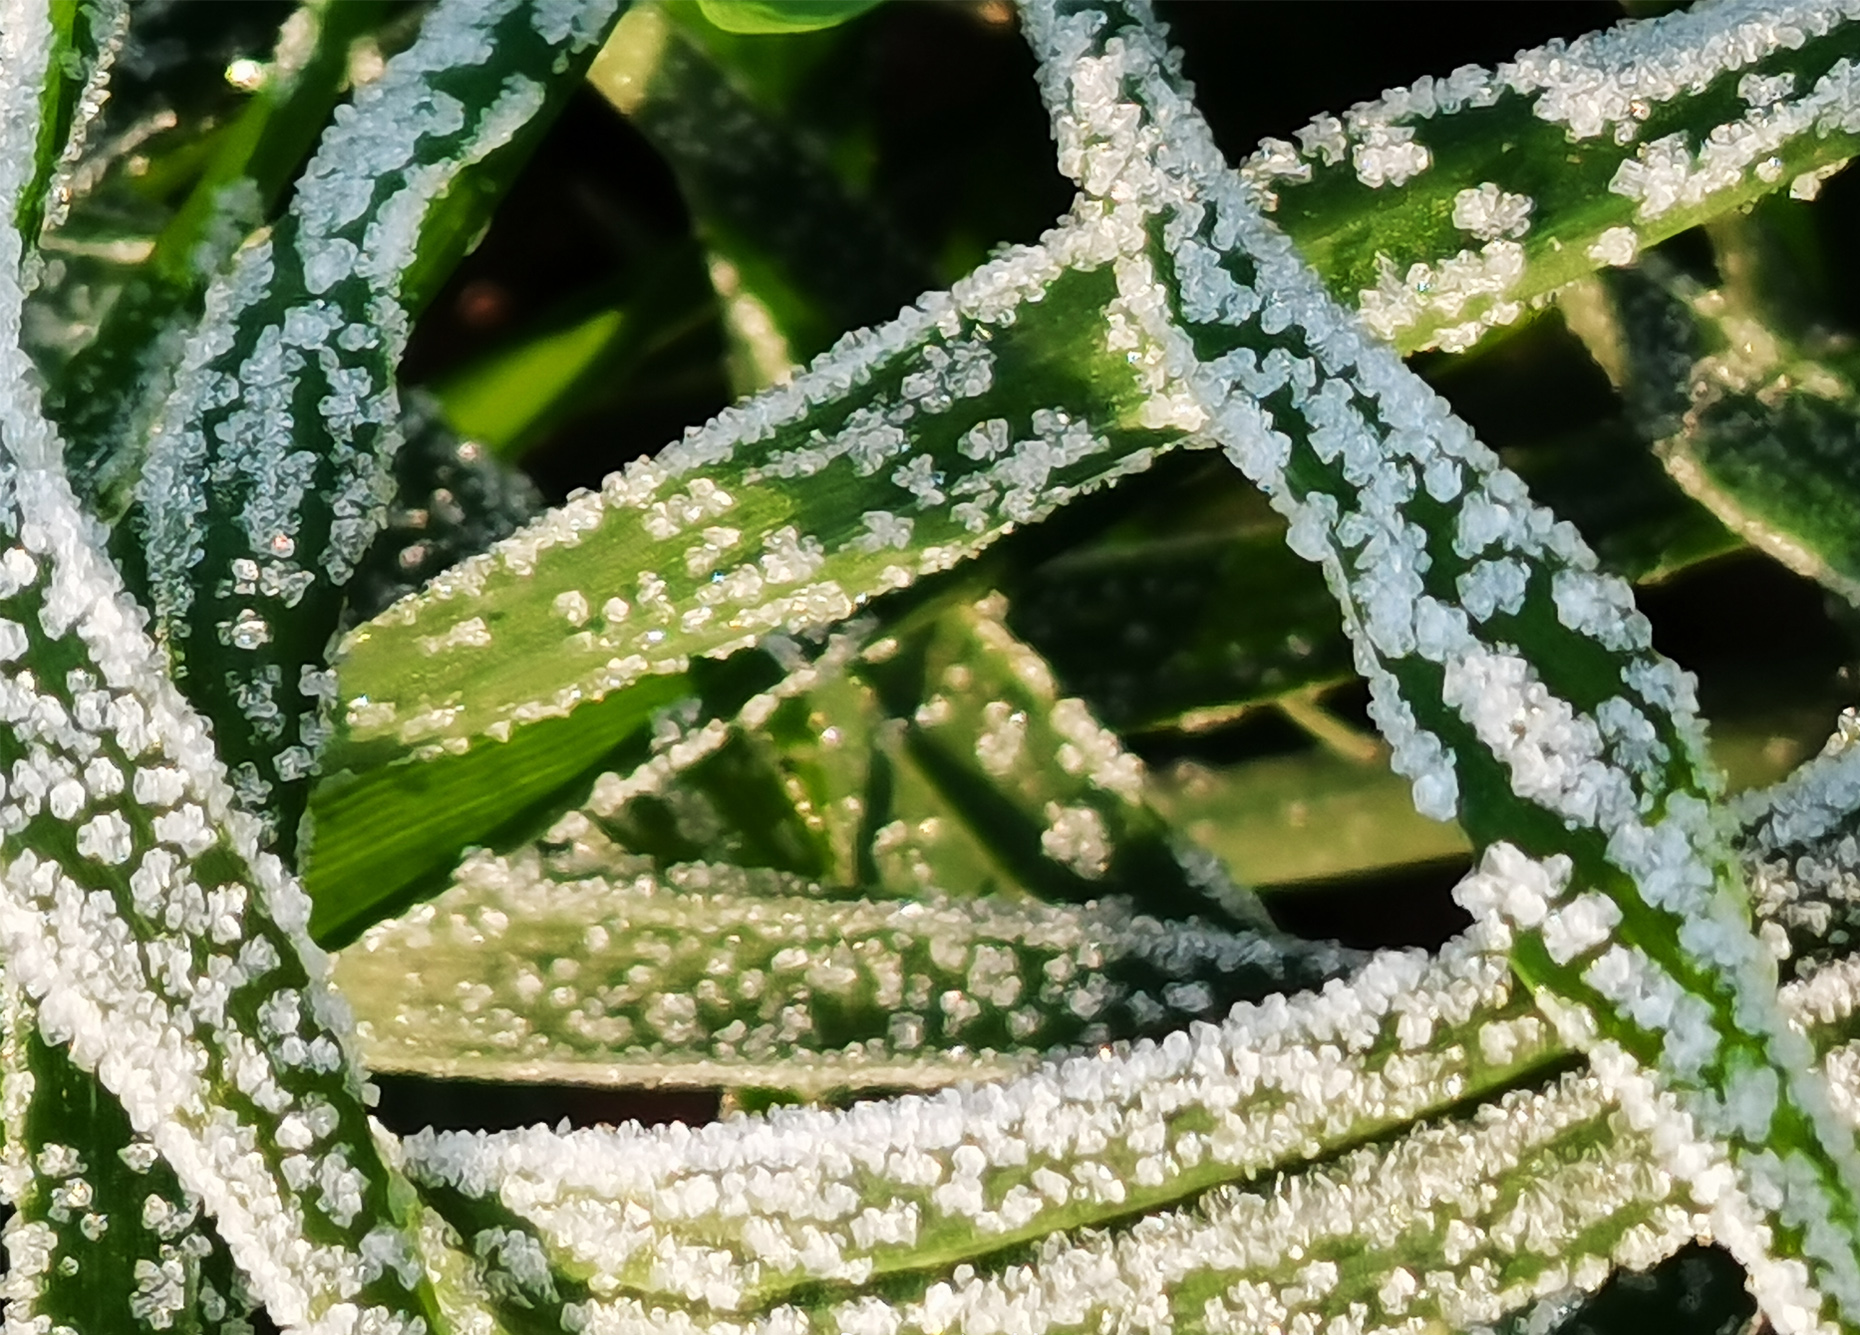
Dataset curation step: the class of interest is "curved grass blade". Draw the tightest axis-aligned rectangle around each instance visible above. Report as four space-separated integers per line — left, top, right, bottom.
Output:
398 906 1860 1335
1253 0 1860 355
379 694 1860 1321
592 1 933 372
0 19 456 1331
1024 0 1860 1326
402 921 1541 1313
136 0 624 855
1566 248 1860 611
332 840 1360 1093
0 981 261 1335
20 0 130 255
50 0 390 524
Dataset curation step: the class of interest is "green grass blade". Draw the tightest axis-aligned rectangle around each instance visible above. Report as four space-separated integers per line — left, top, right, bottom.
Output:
334 844 1359 1094
0 979 261 1335
1567 252 1860 611
592 1 932 372
1255 2 1860 355
50 0 388 522
22 0 130 253
1019 0 1860 1322
136 0 623 855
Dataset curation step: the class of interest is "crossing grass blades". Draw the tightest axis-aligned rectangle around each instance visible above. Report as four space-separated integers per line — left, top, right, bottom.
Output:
9 1 1860 1333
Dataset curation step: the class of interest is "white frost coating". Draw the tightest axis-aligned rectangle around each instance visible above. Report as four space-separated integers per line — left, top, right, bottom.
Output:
338 845 1355 1091
0 3 620 1334
1588 225 1642 267
1358 239 1526 351
1451 182 1534 241
532 0 620 47
1018 1 1860 1327
1352 124 1431 188
1608 57 1860 222
138 0 611 814
1040 802 1111 878
401 926 1531 1310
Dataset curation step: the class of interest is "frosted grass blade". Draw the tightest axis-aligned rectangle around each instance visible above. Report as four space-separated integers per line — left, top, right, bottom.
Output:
20 0 129 254
50 0 388 523
314 229 1205 937
0 16 454 1333
1739 711 1860 977
1022 0 1860 1326
328 229 1195 767
137 0 624 854
403 924 1542 1313
0 368 447 1335
1566 248 1860 611
0 984 261 1335
397 912 1860 1335
1253 0 1860 355
333 844 1359 1094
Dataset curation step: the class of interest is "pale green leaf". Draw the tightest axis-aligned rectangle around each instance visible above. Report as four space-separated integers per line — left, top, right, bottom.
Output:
334 845 1359 1094
135 0 624 855
693 0 884 37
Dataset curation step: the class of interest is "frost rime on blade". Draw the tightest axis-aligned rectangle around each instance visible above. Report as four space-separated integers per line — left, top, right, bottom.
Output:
1017 0 1860 1330
0 3 640 1334
335 844 1363 1093
395 947 1860 1335
136 0 620 853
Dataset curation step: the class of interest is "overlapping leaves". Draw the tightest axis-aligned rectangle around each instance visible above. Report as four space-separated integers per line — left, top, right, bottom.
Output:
9 2 1860 1335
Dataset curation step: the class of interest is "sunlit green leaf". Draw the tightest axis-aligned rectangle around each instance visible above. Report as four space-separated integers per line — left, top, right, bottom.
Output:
693 0 885 37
